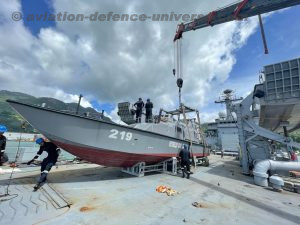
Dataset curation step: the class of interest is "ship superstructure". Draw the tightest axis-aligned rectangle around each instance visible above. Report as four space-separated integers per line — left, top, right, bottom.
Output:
206 90 242 154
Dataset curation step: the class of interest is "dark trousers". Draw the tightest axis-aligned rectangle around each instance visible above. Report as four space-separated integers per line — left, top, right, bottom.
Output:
181 160 191 173
146 111 152 123
136 109 142 123
0 152 8 165
39 158 55 183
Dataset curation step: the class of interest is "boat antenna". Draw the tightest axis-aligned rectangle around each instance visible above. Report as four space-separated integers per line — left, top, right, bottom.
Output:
76 94 83 115
173 39 183 107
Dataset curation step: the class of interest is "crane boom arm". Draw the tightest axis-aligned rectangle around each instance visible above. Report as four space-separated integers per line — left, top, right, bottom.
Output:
174 0 300 41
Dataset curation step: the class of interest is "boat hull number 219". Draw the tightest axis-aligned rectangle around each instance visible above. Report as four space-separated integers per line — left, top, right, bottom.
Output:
108 129 133 141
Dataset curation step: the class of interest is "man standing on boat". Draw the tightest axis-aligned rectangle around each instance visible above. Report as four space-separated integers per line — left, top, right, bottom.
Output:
179 144 192 179
0 125 8 166
134 97 144 123
27 138 60 191
145 99 153 123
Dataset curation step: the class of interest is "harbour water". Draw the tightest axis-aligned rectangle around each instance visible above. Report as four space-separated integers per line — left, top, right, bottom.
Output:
5 140 76 163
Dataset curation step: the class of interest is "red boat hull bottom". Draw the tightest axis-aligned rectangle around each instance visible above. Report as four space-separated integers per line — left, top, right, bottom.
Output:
53 140 207 167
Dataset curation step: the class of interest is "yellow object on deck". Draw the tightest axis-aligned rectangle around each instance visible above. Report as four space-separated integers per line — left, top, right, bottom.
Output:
156 185 179 196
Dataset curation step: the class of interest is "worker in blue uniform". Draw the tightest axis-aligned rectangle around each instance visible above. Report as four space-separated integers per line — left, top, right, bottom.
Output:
179 144 192 179
27 138 60 190
0 125 8 166
134 98 144 123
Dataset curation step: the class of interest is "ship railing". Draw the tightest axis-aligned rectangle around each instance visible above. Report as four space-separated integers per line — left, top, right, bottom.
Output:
37 103 105 121
5 142 76 163
60 110 105 120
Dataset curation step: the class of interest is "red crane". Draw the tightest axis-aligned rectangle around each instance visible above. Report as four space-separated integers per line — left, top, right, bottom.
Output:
174 0 300 54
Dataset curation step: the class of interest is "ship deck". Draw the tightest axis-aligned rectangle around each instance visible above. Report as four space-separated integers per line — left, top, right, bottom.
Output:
0 155 299 225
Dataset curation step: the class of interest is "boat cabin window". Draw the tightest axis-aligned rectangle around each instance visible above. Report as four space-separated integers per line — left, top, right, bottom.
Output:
176 126 182 132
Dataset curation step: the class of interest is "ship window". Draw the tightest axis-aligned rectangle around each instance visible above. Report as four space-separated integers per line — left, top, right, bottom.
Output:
176 126 182 132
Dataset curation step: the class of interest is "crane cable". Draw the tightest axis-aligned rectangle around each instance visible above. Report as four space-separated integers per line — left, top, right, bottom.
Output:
173 40 183 106
173 40 197 166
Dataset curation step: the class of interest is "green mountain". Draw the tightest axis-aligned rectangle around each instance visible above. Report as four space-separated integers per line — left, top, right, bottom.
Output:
290 131 300 143
0 90 111 132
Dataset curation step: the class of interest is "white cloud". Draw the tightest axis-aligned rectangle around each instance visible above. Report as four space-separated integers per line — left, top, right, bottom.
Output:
107 106 128 125
52 90 92 108
0 0 261 115
200 111 220 123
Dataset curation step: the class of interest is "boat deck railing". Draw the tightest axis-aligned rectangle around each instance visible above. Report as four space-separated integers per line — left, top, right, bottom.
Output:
25 101 107 122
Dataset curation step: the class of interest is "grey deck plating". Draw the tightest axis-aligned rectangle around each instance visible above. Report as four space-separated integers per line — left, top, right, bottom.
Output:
0 156 299 225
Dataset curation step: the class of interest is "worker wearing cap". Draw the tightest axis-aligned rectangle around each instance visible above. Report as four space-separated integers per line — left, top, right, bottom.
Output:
145 99 153 123
0 125 8 166
179 144 192 179
27 138 60 190
134 98 144 123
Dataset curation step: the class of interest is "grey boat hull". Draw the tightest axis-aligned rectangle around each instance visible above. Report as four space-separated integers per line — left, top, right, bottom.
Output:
7 100 207 167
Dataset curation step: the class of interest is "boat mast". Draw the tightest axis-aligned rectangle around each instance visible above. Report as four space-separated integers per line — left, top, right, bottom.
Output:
76 94 83 115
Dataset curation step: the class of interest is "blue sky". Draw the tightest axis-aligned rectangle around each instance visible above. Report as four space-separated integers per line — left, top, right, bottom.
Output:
231 7 300 79
21 0 55 35
20 0 116 112
19 0 300 116
212 6 300 114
